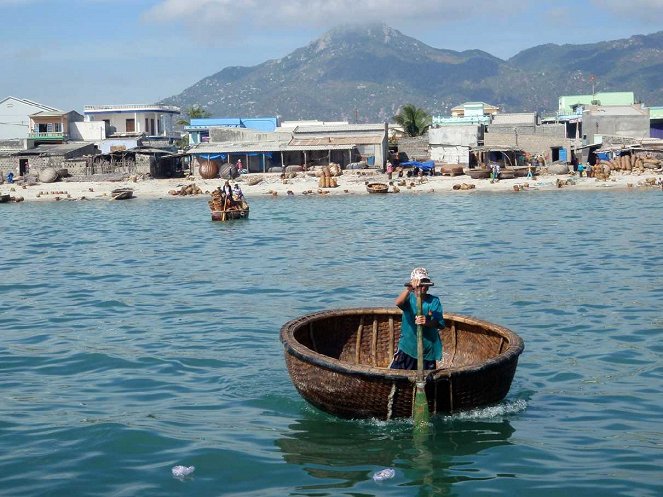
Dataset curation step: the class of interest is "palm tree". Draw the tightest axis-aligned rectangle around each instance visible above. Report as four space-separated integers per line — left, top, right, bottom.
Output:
177 105 211 126
393 104 431 137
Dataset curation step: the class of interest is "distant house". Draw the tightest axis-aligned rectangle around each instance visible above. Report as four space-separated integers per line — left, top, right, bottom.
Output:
186 117 279 145
0 96 61 140
29 110 83 145
83 104 181 148
582 104 650 146
0 142 98 177
650 106 663 139
428 102 499 164
558 92 636 115
485 112 573 163
450 102 499 118
186 122 388 175
428 125 483 165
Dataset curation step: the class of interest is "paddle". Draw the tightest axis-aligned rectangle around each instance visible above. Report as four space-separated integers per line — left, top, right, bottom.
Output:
412 286 430 429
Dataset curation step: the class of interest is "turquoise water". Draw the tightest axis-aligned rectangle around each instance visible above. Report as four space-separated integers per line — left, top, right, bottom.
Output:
1 190 661 496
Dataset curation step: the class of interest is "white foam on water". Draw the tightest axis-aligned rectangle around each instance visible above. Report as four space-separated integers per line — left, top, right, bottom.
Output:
445 400 528 421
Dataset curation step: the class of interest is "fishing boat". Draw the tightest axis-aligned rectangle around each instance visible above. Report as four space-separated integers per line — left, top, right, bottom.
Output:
366 182 389 194
110 188 134 200
280 308 524 420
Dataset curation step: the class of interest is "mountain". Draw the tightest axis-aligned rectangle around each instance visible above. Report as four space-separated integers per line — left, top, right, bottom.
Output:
161 25 663 121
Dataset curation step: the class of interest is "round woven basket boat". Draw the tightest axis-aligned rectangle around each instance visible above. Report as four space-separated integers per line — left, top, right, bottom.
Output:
280 308 524 420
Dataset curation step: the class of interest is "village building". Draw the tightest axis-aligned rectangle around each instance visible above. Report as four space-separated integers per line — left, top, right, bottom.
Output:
0 142 98 178
186 122 388 176
650 106 663 139
0 96 62 140
82 104 181 153
484 112 573 164
186 117 279 145
29 110 84 145
424 102 499 165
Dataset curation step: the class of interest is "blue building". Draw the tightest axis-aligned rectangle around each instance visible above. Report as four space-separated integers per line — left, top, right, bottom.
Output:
186 117 279 145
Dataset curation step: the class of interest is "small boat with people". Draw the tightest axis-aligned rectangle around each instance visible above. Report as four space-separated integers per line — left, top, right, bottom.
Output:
209 184 249 221
280 307 524 420
366 182 389 194
110 188 134 200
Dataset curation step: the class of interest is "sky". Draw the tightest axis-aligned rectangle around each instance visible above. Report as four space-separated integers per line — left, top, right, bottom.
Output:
1 0 661 112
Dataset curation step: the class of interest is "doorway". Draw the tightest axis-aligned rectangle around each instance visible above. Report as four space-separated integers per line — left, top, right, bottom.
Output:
19 158 29 176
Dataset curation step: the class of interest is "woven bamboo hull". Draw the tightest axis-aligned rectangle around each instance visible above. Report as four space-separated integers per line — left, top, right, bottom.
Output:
366 183 389 193
280 308 524 420
211 207 249 221
466 169 491 179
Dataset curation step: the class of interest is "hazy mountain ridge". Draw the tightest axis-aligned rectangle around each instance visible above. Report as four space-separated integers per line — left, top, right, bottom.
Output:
161 25 663 121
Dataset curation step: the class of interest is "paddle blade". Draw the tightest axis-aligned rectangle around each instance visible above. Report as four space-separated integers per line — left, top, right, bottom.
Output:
413 382 430 429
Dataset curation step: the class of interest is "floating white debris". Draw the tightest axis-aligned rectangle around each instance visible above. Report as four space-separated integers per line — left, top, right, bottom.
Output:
172 465 195 479
372 468 395 481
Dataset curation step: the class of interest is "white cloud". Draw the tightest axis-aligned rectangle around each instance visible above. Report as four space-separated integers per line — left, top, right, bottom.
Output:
592 0 663 22
145 0 527 31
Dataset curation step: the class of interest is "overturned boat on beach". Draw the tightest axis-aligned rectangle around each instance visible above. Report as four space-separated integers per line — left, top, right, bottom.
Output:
280 308 524 420
110 188 134 200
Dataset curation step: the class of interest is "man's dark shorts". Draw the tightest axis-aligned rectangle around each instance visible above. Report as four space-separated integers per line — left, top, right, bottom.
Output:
389 350 436 370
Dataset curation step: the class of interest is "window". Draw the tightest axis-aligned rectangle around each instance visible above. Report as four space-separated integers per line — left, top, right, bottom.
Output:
126 118 135 132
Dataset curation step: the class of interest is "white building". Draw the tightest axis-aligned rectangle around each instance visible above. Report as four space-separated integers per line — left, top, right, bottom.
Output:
0 96 61 139
83 104 181 140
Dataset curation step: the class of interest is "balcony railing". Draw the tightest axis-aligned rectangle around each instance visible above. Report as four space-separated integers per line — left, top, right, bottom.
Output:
84 104 181 113
28 132 68 140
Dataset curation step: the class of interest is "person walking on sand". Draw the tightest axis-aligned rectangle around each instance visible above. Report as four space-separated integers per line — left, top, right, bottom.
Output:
390 267 444 371
386 160 394 180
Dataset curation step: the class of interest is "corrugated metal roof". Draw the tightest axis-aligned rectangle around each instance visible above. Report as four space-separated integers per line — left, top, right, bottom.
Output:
188 142 286 154
14 142 94 155
293 124 386 133
187 141 356 154
289 135 383 146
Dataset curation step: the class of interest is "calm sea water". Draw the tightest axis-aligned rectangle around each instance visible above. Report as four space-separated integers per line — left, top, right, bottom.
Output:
1 189 661 497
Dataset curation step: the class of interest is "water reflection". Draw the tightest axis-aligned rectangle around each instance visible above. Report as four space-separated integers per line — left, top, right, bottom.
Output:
276 412 515 495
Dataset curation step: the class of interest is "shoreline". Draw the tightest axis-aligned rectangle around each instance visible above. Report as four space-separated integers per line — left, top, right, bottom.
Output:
1 169 661 202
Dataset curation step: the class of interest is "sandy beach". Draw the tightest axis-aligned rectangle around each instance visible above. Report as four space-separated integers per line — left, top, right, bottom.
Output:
1 169 661 202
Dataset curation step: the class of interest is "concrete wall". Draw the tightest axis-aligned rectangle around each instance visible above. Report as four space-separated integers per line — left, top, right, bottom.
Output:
428 126 481 164
0 143 97 176
398 135 429 161
0 99 38 139
70 121 107 141
582 107 650 144
485 124 572 161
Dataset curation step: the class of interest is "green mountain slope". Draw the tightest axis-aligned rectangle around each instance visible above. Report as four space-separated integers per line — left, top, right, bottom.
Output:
161 24 663 120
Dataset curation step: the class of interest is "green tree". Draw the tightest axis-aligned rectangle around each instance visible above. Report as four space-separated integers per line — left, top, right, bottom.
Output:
393 104 431 137
177 105 211 126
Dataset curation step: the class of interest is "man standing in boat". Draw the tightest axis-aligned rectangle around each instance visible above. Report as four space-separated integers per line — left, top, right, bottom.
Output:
391 267 444 370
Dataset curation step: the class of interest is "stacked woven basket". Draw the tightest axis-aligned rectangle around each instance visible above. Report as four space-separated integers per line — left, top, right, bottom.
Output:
604 154 661 173
318 166 338 188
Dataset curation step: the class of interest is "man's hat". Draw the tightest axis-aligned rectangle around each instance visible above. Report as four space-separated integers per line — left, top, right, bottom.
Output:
410 267 433 286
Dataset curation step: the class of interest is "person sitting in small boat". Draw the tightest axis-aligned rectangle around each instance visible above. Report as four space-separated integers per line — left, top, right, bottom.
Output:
391 267 444 371
232 183 243 200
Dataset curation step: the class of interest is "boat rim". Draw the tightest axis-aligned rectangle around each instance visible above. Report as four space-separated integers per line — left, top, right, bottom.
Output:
280 307 524 381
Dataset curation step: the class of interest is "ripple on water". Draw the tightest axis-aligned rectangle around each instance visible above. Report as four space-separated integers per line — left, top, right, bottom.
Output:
0 191 661 496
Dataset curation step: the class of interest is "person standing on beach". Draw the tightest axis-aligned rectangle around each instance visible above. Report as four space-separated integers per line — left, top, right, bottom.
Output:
390 267 444 371
386 160 393 180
